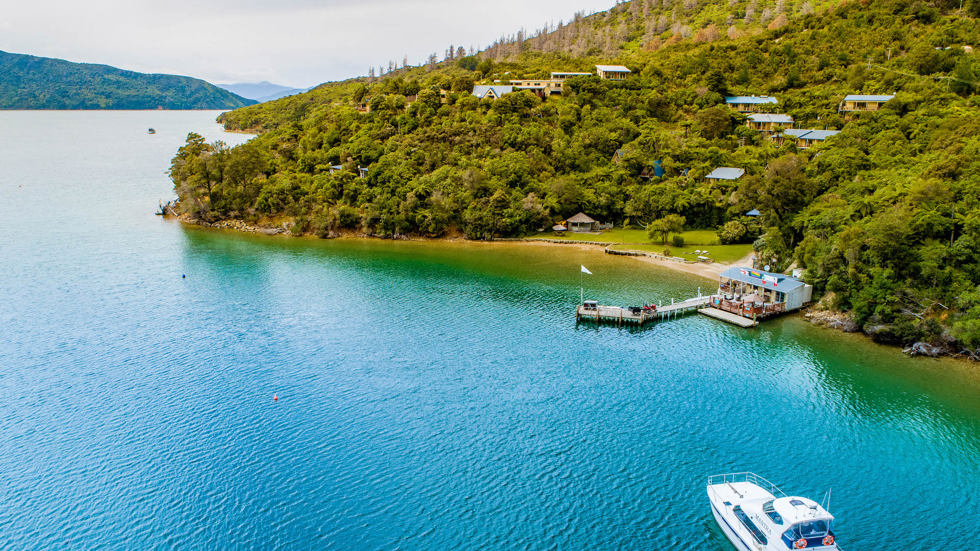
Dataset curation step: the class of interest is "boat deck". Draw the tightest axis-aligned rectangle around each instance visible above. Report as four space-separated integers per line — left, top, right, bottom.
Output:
709 481 775 505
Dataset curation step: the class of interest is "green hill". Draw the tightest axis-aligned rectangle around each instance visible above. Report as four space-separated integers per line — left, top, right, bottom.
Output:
170 0 980 353
0 50 255 110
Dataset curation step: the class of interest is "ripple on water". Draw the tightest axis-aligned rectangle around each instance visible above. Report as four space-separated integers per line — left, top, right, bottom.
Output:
2 112 980 549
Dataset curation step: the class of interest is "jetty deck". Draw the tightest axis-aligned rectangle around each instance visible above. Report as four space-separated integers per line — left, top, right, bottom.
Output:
576 296 711 326
698 307 759 327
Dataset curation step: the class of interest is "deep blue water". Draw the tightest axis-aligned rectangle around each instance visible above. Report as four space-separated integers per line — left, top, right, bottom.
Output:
1 111 979 549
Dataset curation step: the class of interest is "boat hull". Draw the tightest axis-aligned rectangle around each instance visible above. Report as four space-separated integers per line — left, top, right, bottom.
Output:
710 500 755 551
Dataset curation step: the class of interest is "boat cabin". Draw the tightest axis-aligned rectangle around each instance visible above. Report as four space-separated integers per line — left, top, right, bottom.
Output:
770 497 837 549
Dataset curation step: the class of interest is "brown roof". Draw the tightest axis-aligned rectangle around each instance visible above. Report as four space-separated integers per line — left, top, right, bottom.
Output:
566 212 596 223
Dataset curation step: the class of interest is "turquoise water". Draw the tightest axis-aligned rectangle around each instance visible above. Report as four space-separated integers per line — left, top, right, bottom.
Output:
1 111 979 549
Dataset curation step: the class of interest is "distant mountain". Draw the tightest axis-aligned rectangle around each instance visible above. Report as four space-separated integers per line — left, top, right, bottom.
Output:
0 50 256 110
217 81 309 103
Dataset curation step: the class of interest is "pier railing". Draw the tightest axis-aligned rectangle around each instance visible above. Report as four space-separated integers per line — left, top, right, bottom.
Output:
576 296 710 326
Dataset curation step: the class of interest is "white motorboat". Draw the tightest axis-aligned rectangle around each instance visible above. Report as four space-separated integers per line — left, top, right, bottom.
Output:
707 472 841 550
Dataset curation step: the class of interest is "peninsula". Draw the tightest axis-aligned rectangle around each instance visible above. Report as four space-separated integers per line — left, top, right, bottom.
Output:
169 0 980 357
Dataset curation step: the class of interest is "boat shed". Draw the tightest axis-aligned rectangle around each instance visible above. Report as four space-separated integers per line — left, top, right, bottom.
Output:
718 267 813 311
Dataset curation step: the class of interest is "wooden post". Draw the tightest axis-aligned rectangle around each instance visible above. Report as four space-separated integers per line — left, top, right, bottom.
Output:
619 309 623 327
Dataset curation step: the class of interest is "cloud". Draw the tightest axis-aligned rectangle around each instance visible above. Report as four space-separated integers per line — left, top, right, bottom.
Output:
2 0 614 87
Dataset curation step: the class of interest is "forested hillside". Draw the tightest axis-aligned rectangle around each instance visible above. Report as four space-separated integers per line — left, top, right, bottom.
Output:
0 50 255 110
170 0 980 353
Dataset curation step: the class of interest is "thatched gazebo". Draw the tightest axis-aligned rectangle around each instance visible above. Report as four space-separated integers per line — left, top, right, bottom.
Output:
566 212 598 233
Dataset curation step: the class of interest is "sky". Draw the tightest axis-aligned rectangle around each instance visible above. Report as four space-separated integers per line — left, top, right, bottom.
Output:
2 0 618 88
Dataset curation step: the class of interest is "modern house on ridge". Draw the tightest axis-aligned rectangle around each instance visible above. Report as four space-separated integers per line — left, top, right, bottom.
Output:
595 65 631 80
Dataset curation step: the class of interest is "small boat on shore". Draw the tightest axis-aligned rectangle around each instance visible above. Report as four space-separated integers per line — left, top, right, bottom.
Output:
707 472 841 550
147 128 156 134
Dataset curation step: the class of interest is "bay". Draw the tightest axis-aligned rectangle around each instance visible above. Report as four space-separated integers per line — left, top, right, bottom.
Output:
0 111 978 549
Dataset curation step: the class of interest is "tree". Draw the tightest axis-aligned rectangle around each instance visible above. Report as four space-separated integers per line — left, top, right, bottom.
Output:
647 214 686 244
695 106 734 139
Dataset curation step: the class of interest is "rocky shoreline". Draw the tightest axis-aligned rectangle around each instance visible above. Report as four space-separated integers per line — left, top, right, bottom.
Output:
804 307 975 360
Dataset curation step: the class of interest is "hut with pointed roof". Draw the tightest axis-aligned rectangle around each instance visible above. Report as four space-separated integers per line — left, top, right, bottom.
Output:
566 212 599 233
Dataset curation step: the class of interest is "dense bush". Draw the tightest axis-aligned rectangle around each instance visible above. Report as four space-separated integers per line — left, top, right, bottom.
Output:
172 0 980 349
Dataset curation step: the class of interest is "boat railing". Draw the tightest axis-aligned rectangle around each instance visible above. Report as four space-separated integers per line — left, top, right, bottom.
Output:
707 472 787 498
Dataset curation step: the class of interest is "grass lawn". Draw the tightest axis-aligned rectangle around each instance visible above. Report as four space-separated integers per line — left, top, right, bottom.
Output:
607 242 754 264
526 227 722 246
525 227 752 263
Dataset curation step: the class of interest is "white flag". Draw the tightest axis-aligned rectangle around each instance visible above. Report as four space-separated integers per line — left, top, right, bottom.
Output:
581 265 592 275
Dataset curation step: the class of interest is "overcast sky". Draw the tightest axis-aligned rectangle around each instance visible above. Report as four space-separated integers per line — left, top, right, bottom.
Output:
2 0 617 88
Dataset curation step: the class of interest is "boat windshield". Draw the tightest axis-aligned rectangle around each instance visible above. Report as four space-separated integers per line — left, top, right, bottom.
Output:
762 500 783 524
783 519 831 540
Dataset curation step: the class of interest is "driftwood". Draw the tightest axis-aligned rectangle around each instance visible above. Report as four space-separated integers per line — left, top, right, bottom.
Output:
155 200 177 216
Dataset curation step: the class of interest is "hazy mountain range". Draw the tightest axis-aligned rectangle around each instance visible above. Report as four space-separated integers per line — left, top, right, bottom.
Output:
216 81 310 103
0 50 255 110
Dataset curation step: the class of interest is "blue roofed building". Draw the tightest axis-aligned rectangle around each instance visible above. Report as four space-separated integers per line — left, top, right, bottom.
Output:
705 167 745 182
780 129 841 148
713 266 814 318
725 95 778 113
747 113 794 135
839 94 894 112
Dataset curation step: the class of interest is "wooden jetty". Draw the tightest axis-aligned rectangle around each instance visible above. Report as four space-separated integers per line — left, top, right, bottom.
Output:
699 307 759 327
576 296 711 326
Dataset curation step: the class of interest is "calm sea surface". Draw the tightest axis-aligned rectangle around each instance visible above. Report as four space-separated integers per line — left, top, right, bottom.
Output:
1 111 979 549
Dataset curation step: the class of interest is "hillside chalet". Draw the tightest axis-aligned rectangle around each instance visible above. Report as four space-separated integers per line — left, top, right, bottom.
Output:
705 167 745 183
508 79 560 97
779 129 841 149
839 94 894 112
746 113 794 135
472 85 513 100
595 65 631 80
725 96 778 113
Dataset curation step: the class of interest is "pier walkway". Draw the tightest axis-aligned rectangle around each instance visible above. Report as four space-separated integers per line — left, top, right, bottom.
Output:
698 307 759 327
576 296 711 326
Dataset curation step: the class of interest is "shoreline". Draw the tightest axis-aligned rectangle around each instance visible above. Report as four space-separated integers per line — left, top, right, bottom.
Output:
175 214 735 281
172 215 971 362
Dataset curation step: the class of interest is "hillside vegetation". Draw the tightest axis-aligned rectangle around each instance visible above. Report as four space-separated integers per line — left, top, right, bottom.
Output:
170 0 980 354
0 50 254 110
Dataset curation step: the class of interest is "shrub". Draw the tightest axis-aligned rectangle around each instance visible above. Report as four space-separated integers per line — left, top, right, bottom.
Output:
672 234 686 248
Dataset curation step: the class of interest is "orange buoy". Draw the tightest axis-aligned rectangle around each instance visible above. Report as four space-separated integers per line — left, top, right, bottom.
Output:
273 394 278 401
